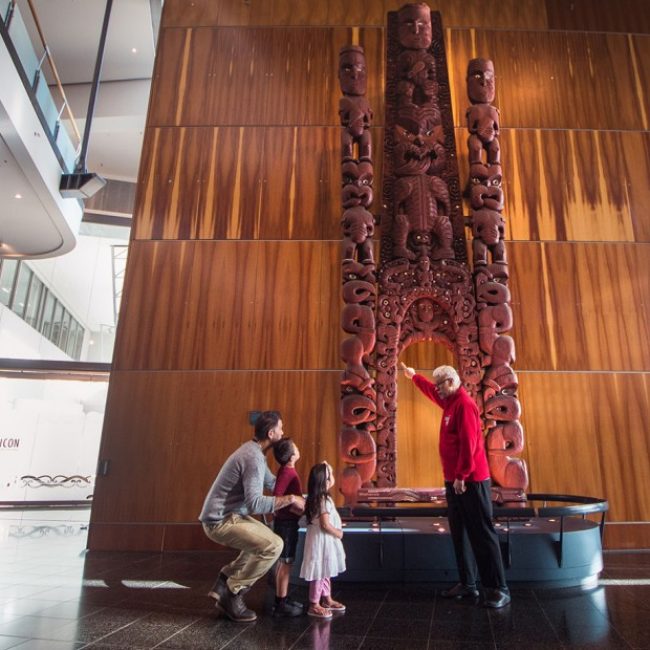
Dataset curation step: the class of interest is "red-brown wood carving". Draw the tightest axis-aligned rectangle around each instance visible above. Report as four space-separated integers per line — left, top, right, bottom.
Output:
338 45 378 502
337 3 528 504
465 58 528 491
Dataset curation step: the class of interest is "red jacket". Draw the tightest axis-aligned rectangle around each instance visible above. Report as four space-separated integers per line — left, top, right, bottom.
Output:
273 465 303 521
412 374 490 483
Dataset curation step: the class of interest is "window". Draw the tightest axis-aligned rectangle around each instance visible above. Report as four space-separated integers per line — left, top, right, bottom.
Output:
10 263 32 318
59 311 71 350
50 300 63 346
0 259 19 307
40 291 55 339
24 275 44 328
1 261 87 360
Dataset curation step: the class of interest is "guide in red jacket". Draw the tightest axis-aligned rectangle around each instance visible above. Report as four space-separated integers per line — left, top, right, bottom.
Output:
401 362 511 609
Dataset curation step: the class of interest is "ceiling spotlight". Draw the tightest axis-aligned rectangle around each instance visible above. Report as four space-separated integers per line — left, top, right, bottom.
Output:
131 47 137 53
14 193 22 199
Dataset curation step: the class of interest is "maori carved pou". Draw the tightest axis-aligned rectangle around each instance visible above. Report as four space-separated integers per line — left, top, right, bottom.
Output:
465 58 528 491
338 45 378 503
372 3 477 490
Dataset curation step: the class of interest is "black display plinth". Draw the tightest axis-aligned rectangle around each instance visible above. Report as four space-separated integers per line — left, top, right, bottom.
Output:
292 516 603 588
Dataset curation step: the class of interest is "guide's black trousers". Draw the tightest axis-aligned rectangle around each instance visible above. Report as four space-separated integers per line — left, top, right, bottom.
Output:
445 479 507 590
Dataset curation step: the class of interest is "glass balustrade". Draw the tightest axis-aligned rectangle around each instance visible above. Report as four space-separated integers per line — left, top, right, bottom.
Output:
1 2 79 172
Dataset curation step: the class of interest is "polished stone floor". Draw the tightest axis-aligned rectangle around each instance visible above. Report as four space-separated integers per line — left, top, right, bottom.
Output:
0 510 649 649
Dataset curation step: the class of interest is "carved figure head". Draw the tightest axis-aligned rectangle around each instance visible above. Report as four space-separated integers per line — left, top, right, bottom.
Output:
341 160 374 208
339 45 368 96
392 119 445 176
467 58 495 104
397 3 432 50
415 298 436 322
470 164 504 211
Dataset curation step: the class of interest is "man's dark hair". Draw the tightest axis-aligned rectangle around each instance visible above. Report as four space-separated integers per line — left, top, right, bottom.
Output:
253 410 281 441
273 438 294 466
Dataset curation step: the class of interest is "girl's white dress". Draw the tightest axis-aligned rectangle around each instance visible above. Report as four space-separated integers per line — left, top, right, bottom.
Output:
300 496 346 581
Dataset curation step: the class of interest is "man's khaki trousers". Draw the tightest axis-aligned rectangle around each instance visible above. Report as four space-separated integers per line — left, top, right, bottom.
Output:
203 514 283 594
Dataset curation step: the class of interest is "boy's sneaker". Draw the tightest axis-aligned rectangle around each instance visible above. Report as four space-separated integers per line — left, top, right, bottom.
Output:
272 599 303 617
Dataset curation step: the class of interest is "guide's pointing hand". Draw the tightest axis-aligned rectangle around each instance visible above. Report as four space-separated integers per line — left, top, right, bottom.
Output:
400 362 415 379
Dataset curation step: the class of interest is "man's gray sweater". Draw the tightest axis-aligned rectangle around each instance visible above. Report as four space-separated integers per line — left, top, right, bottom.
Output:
199 440 276 523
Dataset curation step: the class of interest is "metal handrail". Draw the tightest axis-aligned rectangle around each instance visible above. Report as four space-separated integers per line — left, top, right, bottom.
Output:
16 0 82 146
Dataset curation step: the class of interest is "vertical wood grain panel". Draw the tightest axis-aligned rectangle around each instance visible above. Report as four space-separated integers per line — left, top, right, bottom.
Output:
113 241 259 370
162 0 549 30
519 373 650 522
91 370 342 528
621 132 650 242
508 243 650 371
545 0 650 34
113 241 344 371
499 129 633 243
395 355 446 489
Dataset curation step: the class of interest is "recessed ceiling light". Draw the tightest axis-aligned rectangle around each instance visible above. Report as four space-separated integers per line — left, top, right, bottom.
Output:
131 48 137 53
14 193 22 199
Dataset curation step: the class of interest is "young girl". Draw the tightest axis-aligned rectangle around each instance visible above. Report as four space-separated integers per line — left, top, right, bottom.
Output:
299 462 346 619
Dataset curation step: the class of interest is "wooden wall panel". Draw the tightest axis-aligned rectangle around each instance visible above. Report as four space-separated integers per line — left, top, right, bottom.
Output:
446 30 650 131
395 371 445 489
545 0 650 34
508 242 650 371
499 130 635 243
162 0 549 30
133 127 341 241
518 373 650 523
113 240 342 371
91 370 341 528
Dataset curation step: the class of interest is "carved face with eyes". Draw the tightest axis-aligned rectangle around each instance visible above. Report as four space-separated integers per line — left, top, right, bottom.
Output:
393 120 446 175
339 46 368 96
397 3 432 50
341 160 374 208
467 58 496 104
469 163 503 211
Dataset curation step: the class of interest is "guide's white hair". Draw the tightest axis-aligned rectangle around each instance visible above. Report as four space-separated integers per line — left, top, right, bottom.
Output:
431 365 461 390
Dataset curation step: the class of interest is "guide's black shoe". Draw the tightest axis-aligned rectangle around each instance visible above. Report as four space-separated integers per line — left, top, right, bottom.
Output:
483 588 511 609
440 583 479 599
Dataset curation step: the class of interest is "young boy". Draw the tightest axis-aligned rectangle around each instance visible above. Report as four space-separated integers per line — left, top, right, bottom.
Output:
271 438 304 617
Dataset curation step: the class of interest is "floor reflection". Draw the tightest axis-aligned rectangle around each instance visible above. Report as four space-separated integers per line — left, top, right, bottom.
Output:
0 511 649 649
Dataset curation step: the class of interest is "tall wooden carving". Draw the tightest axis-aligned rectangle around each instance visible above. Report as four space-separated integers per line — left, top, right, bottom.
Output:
465 58 528 491
373 3 480 491
337 46 378 502
338 3 528 503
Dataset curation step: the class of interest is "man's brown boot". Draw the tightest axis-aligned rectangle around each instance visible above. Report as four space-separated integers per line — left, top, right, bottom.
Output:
220 588 257 622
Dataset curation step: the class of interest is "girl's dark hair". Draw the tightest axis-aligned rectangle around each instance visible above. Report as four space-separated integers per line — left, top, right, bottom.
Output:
305 462 330 524
273 438 294 466
253 410 281 441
